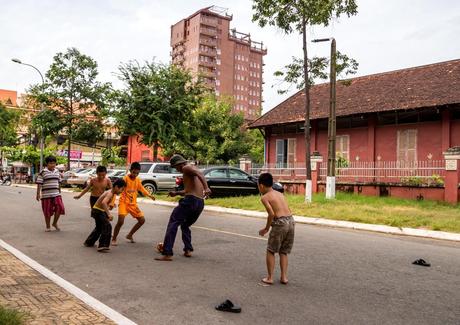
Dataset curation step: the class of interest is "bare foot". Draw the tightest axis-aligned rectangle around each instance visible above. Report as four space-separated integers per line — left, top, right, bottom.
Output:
155 255 173 261
261 278 274 285
111 240 118 246
126 235 135 243
97 247 110 253
45 228 51 232
280 279 289 285
52 223 60 231
183 251 192 258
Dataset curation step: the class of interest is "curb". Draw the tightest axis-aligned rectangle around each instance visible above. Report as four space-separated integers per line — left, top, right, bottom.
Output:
13 184 460 242
0 239 137 325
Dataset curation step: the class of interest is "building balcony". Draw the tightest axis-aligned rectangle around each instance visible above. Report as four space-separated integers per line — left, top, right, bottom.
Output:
199 37 217 47
199 48 217 57
199 60 216 69
199 69 216 79
200 27 217 37
200 18 218 27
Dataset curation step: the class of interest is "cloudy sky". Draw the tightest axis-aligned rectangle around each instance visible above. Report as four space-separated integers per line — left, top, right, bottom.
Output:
1 0 459 113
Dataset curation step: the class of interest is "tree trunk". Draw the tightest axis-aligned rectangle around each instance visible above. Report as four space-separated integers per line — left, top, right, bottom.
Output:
302 16 313 202
67 101 73 171
153 142 159 161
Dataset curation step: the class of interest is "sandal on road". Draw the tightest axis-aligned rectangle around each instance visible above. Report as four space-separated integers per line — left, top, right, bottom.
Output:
412 259 431 267
215 300 241 313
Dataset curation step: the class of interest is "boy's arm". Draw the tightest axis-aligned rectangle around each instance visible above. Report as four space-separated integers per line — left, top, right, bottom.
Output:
100 193 113 220
138 181 155 200
74 179 92 199
183 165 211 197
259 196 275 236
107 179 113 190
36 173 43 201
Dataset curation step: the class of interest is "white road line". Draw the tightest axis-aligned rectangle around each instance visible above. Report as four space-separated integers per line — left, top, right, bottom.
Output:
0 239 137 325
192 225 267 241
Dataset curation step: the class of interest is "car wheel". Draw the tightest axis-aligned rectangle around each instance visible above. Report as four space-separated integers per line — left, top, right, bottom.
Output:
143 182 157 194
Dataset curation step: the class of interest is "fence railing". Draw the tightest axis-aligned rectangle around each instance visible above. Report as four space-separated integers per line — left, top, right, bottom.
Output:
318 160 445 184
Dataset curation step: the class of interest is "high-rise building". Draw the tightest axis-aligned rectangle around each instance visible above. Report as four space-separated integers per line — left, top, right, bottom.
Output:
171 6 267 120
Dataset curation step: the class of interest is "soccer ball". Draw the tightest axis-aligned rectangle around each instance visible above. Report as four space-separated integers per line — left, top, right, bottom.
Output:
156 242 164 253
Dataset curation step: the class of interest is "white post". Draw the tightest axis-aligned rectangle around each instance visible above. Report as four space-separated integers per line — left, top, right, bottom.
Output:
325 176 336 199
305 179 312 202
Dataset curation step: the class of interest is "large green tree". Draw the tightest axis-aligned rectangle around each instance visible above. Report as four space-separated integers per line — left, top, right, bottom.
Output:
114 60 205 160
252 0 358 202
29 47 112 170
0 103 20 147
164 95 250 164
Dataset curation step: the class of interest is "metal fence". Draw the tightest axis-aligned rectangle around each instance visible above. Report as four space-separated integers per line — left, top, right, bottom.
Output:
318 160 446 184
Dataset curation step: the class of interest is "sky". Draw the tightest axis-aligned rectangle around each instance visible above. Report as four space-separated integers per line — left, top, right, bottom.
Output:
1 0 459 114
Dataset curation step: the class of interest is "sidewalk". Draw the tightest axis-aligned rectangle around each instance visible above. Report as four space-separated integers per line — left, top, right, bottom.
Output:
0 247 116 324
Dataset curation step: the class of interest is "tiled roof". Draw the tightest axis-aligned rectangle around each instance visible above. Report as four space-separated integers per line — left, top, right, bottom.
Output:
250 59 460 128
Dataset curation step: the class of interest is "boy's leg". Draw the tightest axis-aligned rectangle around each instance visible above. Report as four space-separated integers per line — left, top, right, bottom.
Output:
262 250 275 284
155 205 186 261
41 199 52 231
44 215 51 231
98 215 112 249
181 199 204 256
85 210 102 247
52 196 65 231
52 211 61 231
126 216 145 242
112 215 126 245
279 253 289 284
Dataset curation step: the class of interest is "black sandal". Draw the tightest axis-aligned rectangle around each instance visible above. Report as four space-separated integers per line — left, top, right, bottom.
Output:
412 259 431 267
215 299 241 313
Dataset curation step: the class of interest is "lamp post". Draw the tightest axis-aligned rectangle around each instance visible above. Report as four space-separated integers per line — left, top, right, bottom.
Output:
312 38 336 199
12 58 45 175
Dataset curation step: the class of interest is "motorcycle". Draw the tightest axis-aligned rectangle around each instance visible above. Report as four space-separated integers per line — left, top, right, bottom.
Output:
0 175 12 186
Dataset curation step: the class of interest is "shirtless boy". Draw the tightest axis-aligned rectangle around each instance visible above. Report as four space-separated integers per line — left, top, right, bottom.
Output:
74 165 112 208
155 154 211 261
258 173 295 285
84 179 126 252
112 162 155 245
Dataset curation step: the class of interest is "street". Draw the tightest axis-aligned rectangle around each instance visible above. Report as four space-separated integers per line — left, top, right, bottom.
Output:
1 186 459 325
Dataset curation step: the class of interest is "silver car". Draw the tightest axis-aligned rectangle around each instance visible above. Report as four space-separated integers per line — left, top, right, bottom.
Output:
66 168 96 187
138 162 182 194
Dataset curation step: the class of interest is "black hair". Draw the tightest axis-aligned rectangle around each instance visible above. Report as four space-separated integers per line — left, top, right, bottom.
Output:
45 156 57 164
113 179 126 188
96 165 107 173
130 162 141 171
258 173 273 187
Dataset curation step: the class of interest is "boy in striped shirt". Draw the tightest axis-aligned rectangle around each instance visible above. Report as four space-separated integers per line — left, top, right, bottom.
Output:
36 156 65 232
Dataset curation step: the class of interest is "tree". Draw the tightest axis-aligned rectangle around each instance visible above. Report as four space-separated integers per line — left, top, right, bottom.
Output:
101 146 126 167
247 129 265 164
163 95 249 164
0 146 66 168
29 48 112 170
252 0 358 202
114 60 205 160
0 103 20 147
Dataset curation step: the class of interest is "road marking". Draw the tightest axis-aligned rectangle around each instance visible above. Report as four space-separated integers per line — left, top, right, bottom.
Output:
0 239 137 325
192 225 267 241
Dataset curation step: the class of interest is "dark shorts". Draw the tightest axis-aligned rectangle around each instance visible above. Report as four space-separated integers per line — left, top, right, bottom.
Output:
267 216 295 255
41 196 65 218
90 196 99 209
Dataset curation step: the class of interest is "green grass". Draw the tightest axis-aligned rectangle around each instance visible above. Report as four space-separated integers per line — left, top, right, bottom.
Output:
155 192 460 233
0 306 27 325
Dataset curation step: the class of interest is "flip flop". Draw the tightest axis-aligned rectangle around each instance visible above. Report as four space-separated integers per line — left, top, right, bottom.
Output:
215 300 241 313
412 259 431 267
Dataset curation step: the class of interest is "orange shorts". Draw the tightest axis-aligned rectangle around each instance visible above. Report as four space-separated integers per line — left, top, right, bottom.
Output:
118 202 144 218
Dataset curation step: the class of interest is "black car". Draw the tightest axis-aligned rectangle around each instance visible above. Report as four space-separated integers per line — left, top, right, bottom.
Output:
108 170 127 183
175 167 284 197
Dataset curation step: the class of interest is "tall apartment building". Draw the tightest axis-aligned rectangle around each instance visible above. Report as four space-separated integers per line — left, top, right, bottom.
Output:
171 6 267 120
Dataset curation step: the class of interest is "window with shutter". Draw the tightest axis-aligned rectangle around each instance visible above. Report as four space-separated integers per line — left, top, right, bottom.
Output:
336 135 350 160
397 129 417 162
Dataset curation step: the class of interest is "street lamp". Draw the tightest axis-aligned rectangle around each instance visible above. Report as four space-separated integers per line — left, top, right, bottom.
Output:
312 38 337 199
11 58 45 175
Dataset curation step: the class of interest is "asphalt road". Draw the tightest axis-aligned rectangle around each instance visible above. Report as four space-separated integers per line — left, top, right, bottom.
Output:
1 186 459 325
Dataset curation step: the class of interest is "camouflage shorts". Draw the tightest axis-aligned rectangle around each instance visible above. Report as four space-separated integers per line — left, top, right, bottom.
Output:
267 216 295 254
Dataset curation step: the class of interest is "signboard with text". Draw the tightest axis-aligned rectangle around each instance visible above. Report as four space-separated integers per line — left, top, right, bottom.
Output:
57 150 82 159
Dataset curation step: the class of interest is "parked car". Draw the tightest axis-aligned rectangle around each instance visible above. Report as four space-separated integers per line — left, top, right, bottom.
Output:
137 162 182 194
66 168 96 187
85 169 125 187
62 168 89 186
175 166 284 197
108 170 127 183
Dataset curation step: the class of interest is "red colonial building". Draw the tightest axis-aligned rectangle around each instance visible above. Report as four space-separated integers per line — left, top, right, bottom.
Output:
250 59 460 202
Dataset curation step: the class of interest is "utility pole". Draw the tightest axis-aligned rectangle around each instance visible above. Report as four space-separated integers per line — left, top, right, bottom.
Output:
312 38 337 199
